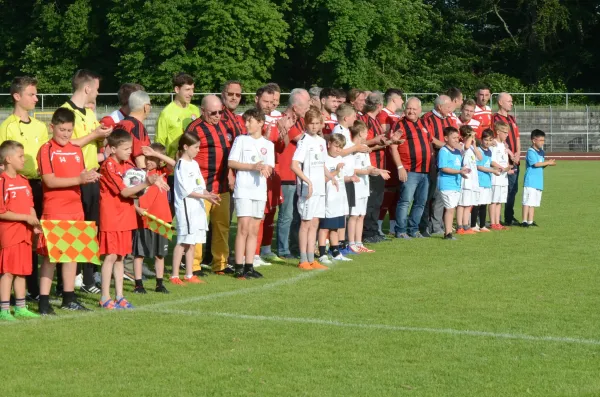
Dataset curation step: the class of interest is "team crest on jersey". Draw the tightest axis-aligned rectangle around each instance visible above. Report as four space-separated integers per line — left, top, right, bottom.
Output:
454 158 461 166
423 128 429 134
227 133 233 142
260 147 267 155
314 154 319 160
75 155 80 163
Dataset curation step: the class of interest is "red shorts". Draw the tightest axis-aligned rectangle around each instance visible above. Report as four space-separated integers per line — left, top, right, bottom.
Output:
266 172 283 209
0 242 33 276
37 212 85 256
99 230 133 257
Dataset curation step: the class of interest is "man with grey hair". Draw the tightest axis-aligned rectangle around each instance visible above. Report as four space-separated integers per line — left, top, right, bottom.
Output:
114 90 152 169
276 88 310 258
308 86 322 109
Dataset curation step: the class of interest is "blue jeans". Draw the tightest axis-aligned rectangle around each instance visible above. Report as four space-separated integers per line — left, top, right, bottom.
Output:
395 172 429 235
277 184 300 256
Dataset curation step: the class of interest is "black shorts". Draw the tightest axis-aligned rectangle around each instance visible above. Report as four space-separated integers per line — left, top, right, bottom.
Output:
30 179 43 218
132 228 169 258
81 181 100 223
319 216 346 230
345 182 356 208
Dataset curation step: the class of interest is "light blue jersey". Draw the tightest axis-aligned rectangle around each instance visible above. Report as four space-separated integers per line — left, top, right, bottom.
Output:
524 147 545 190
477 147 493 188
438 146 462 191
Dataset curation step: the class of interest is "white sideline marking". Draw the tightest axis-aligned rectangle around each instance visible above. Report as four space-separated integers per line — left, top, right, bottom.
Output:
154 309 600 346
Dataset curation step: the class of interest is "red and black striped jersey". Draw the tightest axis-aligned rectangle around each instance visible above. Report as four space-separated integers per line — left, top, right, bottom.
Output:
114 116 150 163
221 106 246 139
360 113 385 169
391 118 433 173
184 119 232 194
492 113 520 154
422 110 458 142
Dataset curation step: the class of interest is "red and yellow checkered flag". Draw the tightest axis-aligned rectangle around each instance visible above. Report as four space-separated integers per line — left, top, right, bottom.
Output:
143 212 174 240
41 220 100 265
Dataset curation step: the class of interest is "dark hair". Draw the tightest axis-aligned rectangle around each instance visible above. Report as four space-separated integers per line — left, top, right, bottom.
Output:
107 129 133 148
350 120 367 138
264 82 281 93
72 69 101 92
51 108 75 125
256 85 276 99
335 88 347 99
531 129 545 139
443 126 459 137
481 128 494 140
118 83 145 106
178 132 200 152
242 108 266 123
0 140 24 164
446 87 462 101
173 73 194 88
384 88 404 103
477 84 491 93
221 80 242 94
319 87 337 100
347 88 364 103
459 125 474 138
10 76 38 99
150 142 166 154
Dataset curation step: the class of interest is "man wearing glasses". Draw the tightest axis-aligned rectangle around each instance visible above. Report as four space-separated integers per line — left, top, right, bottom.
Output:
220 80 246 140
185 95 234 276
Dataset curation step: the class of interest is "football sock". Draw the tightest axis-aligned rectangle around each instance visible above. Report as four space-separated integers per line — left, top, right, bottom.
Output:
389 220 396 232
300 253 308 263
62 291 75 306
318 246 326 257
156 278 163 288
260 246 272 255
135 279 143 288
15 298 25 309
0 301 9 311
331 245 340 257
307 253 315 263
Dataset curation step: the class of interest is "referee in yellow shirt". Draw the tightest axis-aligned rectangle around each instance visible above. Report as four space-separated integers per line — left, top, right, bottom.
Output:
0 76 49 300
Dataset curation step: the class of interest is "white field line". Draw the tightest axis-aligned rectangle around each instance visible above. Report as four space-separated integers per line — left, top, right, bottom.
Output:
154 309 600 347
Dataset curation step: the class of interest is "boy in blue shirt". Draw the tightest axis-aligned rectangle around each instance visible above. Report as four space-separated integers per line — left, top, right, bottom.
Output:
522 129 556 227
438 127 470 240
471 129 501 232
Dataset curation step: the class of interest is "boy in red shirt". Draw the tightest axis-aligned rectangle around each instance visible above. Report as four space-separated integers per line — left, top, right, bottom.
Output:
99 130 164 309
132 143 174 294
37 108 101 315
0 141 41 320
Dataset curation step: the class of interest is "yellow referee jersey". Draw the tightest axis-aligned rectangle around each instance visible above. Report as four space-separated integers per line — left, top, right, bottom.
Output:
0 114 49 179
61 100 101 170
155 101 200 158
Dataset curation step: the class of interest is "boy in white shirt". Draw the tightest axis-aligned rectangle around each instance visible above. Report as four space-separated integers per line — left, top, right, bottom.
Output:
228 109 275 279
489 121 515 230
291 109 337 270
456 125 482 235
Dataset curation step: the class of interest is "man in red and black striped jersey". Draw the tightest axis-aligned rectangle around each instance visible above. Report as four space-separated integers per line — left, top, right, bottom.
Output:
493 92 521 225
185 95 235 274
220 80 246 139
473 85 492 131
420 95 454 236
113 90 151 168
457 99 483 139
389 97 443 238
319 87 339 136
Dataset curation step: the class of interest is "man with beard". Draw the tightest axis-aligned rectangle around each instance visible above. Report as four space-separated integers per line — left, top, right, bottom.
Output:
320 87 339 136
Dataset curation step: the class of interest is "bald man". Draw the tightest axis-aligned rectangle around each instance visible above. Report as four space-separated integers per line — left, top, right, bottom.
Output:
492 92 521 225
185 94 235 275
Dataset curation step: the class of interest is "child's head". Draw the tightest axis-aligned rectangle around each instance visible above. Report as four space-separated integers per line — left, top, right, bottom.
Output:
0 140 25 172
335 103 357 127
494 121 509 142
459 125 475 140
350 120 368 143
327 133 346 157
146 142 166 171
178 132 201 159
480 128 495 148
242 108 266 135
530 129 545 150
304 108 324 136
107 129 133 162
443 126 460 149
50 108 76 146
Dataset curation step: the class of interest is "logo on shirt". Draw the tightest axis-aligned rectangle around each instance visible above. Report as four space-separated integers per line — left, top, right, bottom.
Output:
454 158 461 166
251 155 257 162
227 133 233 142
260 147 267 155
75 155 81 163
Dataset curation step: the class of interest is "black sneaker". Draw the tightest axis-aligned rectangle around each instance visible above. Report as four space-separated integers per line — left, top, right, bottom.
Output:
193 270 208 277
419 230 432 238
243 270 263 279
133 286 147 294
443 233 457 240
26 292 40 302
60 301 91 311
233 265 246 279
530 222 539 227
80 284 101 294
39 305 56 316
510 219 521 226
155 285 170 294
363 236 380 244
216 266 235 276
521 222 529 228
54 287 63 298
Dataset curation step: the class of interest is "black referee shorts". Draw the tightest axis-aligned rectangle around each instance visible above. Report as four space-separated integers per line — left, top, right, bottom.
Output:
81 181 100 223
30 179 43 218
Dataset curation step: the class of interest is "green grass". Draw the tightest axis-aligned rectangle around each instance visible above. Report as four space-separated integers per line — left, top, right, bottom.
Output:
1 161 600 396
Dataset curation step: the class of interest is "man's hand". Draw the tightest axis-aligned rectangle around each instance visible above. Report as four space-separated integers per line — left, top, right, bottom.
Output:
277 113 296 140
379 169 391 180
79 170 101 184
205 192 222 206
389 129 405 144
398 167 408 183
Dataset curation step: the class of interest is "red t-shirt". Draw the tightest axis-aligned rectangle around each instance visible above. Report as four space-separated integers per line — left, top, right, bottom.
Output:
278 118 305 183
322 112 338 136
473 105 492 131
138 167 172 228
115 116 151 163
377 108 402 129
37 140 85 216
0 173 34 248
99 157 137 232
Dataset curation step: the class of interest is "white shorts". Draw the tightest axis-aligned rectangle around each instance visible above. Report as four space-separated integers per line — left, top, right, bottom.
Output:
440 190 460 209
177 229 206 245
458 188 479 207
478 187 492 205
522 187 542 207
298 195 325 220
350 197 368 216
491 185 508 203
235 198 266 219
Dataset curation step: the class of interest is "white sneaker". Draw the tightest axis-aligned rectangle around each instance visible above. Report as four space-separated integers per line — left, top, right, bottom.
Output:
472 225 480 232
74 273 83 288
332 254 352 262
318 255 333 265
253 255 270 267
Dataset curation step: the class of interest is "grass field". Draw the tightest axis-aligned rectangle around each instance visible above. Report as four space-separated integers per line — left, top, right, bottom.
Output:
1 161 599 396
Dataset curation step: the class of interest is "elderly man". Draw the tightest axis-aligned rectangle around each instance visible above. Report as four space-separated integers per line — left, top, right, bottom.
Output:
390 97 443 238
276 88 310 259
493 92 521 226
308 86 322 109
473 85 492 131
110 83 145 123
457 99 483 138
186 95 234 275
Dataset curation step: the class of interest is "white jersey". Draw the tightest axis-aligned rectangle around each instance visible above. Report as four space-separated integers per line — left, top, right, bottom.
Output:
229 135 275 201
456 116 481 130
324 155 348 217
461 146 480 190
174 159 208 236
353 152 371 199
293 133 327 197
109 109 126 124
491 141 509 187
332 124 354 176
